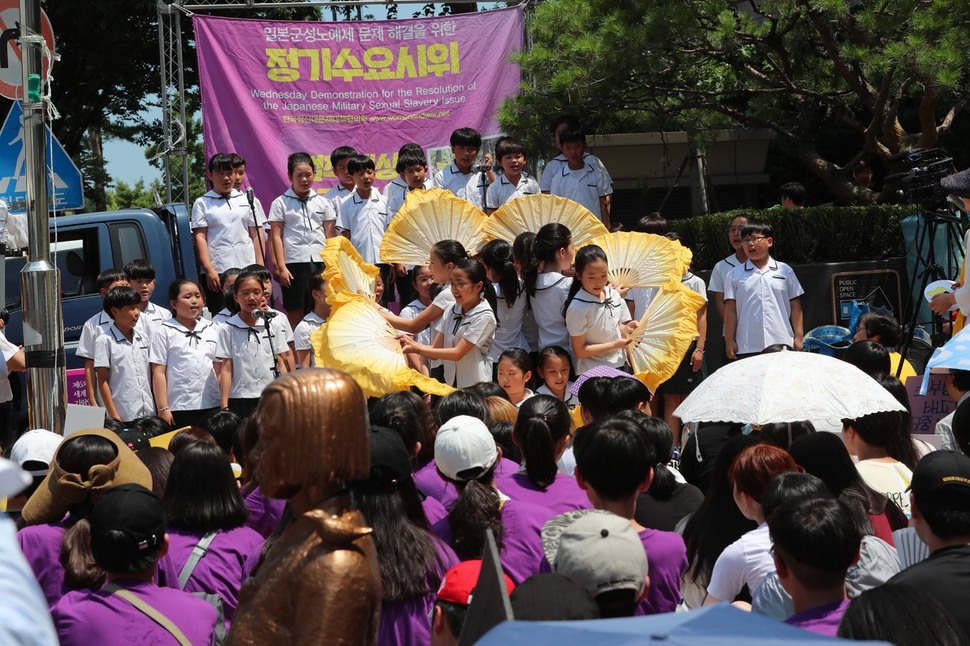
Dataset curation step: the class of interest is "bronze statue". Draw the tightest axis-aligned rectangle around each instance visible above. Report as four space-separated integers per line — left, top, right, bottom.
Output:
227 369 380 646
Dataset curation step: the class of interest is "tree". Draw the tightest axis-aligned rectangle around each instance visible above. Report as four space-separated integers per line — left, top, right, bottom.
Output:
106 179 164 210
502 0 970 204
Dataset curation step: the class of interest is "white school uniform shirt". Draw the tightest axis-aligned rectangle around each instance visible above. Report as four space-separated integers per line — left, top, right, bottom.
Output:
335 190 391 265
530 272 572 355
148 318 221 411
400 299 435 346
323 183 355 213
434 300 496 388
708 252 744 295
386 182 433 217
490 281 529 362
76 311 113 360
212 308 232 326
565 286 629 374
485 173 540 211
94 324 154 421
432 163 487 209
294 311 325 365
536 383 578 409
383 176 409 210
268 308 295 345
540 152 613 193
190 189 257 273
0 335 18 403
138 302 172 341
268 188 336 264
546 160 612 220
216 314 284 399
724 257 805 355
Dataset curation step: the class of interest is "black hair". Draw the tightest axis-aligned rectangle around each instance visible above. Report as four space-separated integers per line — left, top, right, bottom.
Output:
876 374 914 448
97 268 128 291
233 270 266 295
616 410 677 500
220 268 242 289
430 239 469 268
577 376 612 419
397 151 427 171
858 311 903 347
537 345 572 375
843 408 918 470
452 258 499 318
498 348 532 376
207 153 234 173
842 340 891 377
550 114 580 135
633 213 669 236
241 264 272 284
481 239 521 309
435 600 469 638
838 584 967 645
562 244 608 317
348 154 375 174
163 441 248 532
103 286 141 316
395 142 425 173
128 416 172 439
950 369 970 393
124 259 156 281
603 377 652 412
228 153 245 169
760 472 831 519
138 447 174 499
682 434 761 590
495 138 526 159
302 271 326 314
200 409 242 457
512 231 536 275
329 146 358 167
435 390 488 427
768 497 862 589
779 182 806 206
513 395 571 489
466 381 511 402
449 127 482 148
912 476 970 540
90 493 168 576
488 420 520 464
759 420 816 451
953 398 970 455
0 308 8 325
447 461 504 559
166 278 203 307
557 125 586 145
287 151 315 175
522 223 572 297
740 221 773 238
370 391 437 465
574 416 654 501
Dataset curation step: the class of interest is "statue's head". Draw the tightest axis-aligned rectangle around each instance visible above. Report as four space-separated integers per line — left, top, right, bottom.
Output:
252 369 370 499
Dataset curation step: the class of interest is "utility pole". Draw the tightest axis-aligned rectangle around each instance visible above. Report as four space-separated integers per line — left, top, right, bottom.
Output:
19 0 65 433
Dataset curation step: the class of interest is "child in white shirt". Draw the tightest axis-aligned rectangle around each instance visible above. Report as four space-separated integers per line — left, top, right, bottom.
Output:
485 138 539 214
94 286 154 422
293 273 330 369
335 155 391 266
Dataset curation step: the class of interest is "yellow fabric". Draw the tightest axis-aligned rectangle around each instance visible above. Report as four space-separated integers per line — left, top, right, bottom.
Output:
584 232 692 289
889 352 917 383
320 237 379 307
484 194 609 247
955 250 967 334
148 428 189 449
379 188 488 265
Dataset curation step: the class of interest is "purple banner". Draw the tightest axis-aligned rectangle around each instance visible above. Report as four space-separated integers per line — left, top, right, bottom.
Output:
195 8 523 204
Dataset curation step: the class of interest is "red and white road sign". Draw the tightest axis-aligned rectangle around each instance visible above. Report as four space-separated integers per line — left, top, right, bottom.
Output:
0 0 54 101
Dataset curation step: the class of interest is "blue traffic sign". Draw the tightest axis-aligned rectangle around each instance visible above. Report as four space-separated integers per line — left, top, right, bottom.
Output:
0 100 83 211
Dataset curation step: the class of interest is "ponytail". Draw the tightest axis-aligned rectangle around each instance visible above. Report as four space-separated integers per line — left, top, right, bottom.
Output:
448 469 504 559
523 224 572 299
562 245 608 317
481 239 521 308
61 516 105 591
514 395 571 489
431 239 469 266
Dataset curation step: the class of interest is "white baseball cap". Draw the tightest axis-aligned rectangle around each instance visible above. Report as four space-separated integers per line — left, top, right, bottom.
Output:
0 457 31 498
11 429 62 477
434 415 498 482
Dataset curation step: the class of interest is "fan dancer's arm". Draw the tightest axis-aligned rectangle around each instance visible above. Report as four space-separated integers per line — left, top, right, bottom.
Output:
219 358 233 410
400 332 475 362
378 303 444 334
691 302 708 373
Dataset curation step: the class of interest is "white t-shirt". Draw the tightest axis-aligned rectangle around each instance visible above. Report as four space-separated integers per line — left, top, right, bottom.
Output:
400 299 434 347
707 522 774 603
148 318 220 411
545 160 612 219
708 252 744 295
383 176 409 210
432 163 487 209
138 302 172 342
490 280 529 362
190 189 257 273
323 183 355 213
76 311 113 361
434 300 496 388
530 273 572 354
485 173 540 211
856 460 913 516
293 311 325 367
540 153 613 193
268 188 336 264
0 335 18 403
335 190 391 265
536 383 578 409
724 258 805 354
386 181 433 217
216 314 285 399
94 324 154 421
564 286 628 374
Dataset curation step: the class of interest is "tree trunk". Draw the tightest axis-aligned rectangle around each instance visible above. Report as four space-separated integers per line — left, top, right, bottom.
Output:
87 126 107 212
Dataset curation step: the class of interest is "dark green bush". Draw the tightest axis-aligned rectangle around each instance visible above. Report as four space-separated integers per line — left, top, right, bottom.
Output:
671 205 912 271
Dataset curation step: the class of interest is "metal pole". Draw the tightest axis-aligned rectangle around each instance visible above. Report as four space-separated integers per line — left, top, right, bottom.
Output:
19 0 66 434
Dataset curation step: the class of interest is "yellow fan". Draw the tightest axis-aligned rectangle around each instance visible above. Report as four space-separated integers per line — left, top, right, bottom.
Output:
321 236 379 308
586 232 691 289
626 280 706 393
484 194 609 246
380 188 489 265
312 296 456 398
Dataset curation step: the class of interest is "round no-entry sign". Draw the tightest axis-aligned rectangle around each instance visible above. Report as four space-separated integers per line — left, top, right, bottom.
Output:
0 0 54 101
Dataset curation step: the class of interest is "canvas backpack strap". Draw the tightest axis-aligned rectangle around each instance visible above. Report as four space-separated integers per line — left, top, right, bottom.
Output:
178 531 219 590
102 583 192 646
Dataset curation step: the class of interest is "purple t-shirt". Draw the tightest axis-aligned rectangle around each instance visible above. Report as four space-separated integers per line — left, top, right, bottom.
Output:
243 485 287 539
17 521 69 607
784 599 850 637
496 471 592 518
378 537 458 646
421 495 448 526
51 577 218 646
414 457 519 509
636 528 688 615
158 526 264 623
431 498 546 584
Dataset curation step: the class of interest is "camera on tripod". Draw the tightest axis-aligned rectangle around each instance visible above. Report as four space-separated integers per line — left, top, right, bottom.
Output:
887 148 956 212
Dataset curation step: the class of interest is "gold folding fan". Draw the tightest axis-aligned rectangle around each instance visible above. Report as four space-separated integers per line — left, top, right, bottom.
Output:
380 188 489 265
626 280 706 392
585 231 692 289
320 236 378 308
311 296 456 398
484 194 609 246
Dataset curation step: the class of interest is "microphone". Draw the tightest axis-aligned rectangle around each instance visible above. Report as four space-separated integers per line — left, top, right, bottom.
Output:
246 187 255 208
253 309 278 320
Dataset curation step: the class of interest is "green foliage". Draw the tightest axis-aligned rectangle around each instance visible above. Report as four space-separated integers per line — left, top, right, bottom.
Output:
672 205 912 271
106 179 164 211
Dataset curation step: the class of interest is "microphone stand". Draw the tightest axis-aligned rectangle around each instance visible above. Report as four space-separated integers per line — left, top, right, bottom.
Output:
257 311 282 379
247 188 268 268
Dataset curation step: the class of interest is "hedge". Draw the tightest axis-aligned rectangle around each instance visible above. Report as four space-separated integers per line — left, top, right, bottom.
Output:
670 205 914 271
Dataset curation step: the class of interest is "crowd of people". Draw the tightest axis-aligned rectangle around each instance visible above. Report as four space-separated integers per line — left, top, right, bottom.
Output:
2 117 970 645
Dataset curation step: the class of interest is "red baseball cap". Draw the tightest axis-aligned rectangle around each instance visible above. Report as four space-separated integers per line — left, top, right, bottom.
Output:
436 560 515 605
